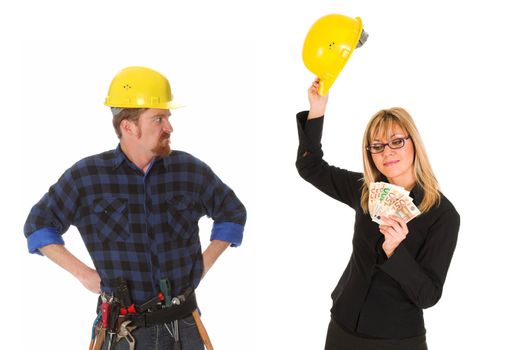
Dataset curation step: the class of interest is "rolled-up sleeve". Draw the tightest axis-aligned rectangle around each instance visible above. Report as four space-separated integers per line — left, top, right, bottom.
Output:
26 227 65 255
24 167 79 255
200 164 247 247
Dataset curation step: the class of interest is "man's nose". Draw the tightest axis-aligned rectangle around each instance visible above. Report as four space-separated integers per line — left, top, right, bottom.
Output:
163 119 173 133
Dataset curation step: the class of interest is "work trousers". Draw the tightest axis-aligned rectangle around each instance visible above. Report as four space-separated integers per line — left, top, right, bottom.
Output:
325 318 428 350
102 315 204 350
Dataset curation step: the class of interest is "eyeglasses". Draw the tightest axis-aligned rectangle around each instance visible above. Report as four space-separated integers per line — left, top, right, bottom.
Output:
366 136 411 154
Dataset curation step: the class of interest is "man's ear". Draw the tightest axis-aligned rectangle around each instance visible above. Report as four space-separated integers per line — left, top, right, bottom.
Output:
120 119 138 137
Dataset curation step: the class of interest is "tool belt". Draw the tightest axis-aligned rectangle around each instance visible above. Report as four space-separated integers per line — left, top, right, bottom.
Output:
96 277 198 329
91 278 214 350
97 292 197 328
130 290 197 328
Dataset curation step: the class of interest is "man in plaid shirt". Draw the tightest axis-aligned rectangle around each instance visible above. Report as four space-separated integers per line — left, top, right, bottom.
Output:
23 66 246 349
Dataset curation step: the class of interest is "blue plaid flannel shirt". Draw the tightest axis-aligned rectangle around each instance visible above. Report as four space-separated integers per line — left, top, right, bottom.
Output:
24 145 246 304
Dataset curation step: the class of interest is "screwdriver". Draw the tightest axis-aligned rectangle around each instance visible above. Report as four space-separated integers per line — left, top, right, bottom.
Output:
106 302 120 350
139 292 165 311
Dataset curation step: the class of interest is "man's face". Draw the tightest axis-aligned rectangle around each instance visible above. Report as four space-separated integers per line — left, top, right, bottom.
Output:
135 108 173 157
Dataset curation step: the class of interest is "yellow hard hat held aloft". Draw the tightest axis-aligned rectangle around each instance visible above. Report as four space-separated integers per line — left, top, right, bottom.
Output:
105 66 181 109
303 14 368 96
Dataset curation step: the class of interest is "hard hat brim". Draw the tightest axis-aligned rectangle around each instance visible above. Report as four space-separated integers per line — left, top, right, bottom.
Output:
104 100 184 110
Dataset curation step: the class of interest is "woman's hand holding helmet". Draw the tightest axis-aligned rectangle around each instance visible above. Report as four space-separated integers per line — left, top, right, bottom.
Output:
307 78 329 120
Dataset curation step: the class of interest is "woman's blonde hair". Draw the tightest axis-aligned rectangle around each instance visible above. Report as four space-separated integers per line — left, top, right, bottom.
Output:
360 107 440 213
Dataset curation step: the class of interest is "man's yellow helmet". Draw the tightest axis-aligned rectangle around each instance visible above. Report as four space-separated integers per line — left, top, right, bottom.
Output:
105 66 180 109
303 14 367 96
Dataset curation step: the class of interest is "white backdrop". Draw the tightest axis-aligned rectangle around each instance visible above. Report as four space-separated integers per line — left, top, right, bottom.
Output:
3 0 524 349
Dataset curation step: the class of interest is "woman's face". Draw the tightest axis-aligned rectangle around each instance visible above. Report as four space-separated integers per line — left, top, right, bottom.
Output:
370 123 416 188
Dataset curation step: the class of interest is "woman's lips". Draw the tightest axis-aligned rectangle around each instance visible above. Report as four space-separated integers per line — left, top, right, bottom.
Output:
383 160 399 167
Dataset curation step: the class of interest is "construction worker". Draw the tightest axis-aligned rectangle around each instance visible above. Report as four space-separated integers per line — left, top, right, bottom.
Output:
23 66 246 349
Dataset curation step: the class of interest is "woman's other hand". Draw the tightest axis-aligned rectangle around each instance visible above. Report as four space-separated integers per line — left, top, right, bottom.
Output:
379 216 410 258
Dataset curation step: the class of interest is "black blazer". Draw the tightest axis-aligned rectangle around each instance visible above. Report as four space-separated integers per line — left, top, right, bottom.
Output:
296 111 460 339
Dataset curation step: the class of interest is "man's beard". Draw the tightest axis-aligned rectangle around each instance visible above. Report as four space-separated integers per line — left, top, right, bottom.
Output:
152 132 171 157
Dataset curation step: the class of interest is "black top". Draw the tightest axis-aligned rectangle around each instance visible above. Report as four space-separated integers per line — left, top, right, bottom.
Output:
296 112 460 339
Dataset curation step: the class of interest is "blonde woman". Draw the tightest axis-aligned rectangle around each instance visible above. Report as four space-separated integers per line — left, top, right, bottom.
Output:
296 80 460 350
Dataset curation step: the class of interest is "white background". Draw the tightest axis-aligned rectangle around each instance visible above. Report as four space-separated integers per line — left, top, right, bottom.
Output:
2 0 524 349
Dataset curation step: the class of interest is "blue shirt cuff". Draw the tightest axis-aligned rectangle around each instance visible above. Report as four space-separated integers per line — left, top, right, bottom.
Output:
27 227 65 255
210 222 244 247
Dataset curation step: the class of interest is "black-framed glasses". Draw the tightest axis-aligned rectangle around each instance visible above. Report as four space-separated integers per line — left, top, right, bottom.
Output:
366 136 411 154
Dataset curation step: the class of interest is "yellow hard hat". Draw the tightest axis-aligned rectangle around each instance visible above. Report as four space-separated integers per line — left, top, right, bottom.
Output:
303 14 366 96
104 66 180 109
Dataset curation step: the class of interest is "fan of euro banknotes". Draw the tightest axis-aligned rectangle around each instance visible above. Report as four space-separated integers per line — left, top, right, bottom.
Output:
368 182 421 224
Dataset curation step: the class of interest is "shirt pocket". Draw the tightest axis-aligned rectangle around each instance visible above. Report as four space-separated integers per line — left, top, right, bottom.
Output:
93 197 130 242
165 195 196 240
